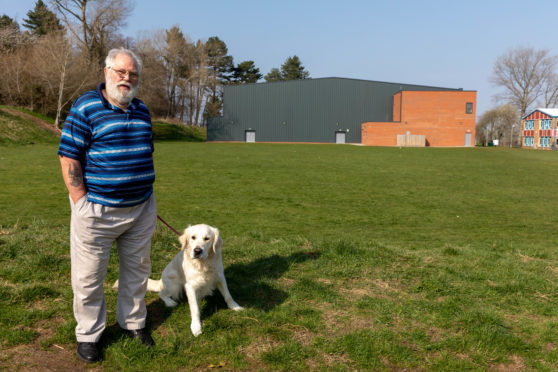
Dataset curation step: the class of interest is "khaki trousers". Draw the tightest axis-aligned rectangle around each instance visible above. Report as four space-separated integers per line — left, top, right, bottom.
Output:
70 193 156 342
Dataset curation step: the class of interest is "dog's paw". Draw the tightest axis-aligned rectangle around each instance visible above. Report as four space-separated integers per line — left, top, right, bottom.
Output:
225 298 243 311
191 321 202 337
161 296 178 307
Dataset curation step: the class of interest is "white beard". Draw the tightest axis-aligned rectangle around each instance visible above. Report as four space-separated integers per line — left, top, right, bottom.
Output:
106 74 138 106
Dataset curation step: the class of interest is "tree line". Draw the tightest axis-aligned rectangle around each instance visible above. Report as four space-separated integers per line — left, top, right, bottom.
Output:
0 0 310 128
480 46 558 147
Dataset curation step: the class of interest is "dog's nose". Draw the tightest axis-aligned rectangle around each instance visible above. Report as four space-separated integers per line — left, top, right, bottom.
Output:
193 247 203 257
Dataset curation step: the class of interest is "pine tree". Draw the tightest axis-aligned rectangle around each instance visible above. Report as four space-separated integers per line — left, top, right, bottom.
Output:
264 55 310 82
206 36 234 117
0 15 19 30
206 36 234 83
233 61 262 84
264 68 283 82
23 0 64 36
280 55 309 80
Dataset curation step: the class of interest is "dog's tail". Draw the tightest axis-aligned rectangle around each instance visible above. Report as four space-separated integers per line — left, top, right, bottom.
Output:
112 278 164 292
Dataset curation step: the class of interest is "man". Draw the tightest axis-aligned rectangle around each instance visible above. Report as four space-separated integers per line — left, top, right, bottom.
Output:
58 48 157 363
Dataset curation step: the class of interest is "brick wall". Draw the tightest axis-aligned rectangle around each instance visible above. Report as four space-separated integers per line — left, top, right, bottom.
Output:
362 90 477 147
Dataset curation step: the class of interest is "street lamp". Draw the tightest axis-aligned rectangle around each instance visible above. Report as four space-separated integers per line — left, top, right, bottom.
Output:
510 124 517 148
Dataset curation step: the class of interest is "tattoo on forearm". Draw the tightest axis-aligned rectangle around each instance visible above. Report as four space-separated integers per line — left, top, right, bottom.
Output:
68 163 82 187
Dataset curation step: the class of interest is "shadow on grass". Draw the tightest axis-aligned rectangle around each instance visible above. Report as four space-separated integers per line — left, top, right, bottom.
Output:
100 251 319 348
221 251 320 311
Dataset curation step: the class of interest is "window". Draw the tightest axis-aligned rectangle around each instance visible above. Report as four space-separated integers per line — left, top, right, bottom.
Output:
525 120 535 130
540 136 552 147
466 102 473 114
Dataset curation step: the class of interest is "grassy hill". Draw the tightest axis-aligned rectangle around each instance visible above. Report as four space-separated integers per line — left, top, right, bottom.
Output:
0 106 60 145
0 106 206 144
151 119 206 141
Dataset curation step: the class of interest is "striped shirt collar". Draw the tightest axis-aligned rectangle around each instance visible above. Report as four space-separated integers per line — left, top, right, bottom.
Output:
96 83 139 112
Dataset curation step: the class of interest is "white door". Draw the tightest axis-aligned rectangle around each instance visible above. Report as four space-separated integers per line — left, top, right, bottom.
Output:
335 131 346 144
246 131 256 143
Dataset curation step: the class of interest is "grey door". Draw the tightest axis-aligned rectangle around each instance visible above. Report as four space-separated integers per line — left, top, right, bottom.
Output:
465 132 472 147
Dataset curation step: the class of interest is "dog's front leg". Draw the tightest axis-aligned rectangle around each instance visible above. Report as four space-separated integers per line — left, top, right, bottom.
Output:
185 283 202 336
216 275 243 311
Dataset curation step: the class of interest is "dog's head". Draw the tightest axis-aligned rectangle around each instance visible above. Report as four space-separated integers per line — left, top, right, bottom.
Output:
179 224 221 260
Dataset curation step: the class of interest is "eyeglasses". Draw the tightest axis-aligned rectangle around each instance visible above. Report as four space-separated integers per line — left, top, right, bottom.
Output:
109 67 139 81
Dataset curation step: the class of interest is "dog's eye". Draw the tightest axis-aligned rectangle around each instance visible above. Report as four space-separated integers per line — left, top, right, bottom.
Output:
191 236 196 240
204 237 210 241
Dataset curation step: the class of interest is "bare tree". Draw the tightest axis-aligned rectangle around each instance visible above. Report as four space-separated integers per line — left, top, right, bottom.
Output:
50 0 132 65
476 104 519 147
135 30 168 117
30 32 96 128
162 25 188 118
183 40 209 126
161 26 212 125
0 22 36 53
542 72 558 107
0 49 33 106
491 47 558 118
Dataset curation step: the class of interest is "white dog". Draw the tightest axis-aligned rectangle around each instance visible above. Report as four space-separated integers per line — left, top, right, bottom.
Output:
147 224 243 336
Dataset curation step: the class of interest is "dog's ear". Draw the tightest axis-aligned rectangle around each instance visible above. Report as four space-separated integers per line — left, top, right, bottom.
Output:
211 226 222 254
179 228 189 250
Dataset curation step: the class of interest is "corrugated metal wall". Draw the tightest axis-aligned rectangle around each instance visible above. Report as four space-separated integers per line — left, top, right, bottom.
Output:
207 77 462 143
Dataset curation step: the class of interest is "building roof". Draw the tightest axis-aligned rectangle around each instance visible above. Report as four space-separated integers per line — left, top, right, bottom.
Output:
240 77 475 92
523 108 558 119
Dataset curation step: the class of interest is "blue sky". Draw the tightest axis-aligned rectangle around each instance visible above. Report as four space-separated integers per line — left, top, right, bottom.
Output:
3 0 558 116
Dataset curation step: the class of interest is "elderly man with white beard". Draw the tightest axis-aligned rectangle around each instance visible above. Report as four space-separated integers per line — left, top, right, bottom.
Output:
58 48 157 363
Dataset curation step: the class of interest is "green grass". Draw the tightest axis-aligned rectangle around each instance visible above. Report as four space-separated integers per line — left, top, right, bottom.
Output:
2 141 558 370
0 106 59 145
152 120 206 141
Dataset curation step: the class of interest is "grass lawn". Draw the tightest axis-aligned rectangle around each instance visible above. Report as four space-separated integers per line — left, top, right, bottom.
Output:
1 142 558 370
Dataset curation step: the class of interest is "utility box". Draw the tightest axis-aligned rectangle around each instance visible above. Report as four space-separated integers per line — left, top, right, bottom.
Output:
397 133 426 147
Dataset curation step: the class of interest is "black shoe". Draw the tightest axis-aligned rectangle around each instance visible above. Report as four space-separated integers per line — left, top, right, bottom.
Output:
122 328 154 347
77 342 100 363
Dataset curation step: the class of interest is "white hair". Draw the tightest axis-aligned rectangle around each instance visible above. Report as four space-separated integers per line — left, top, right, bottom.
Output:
105 48 143 74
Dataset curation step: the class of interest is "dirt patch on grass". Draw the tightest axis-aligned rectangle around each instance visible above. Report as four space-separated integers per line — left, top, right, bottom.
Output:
0 343 100 372
491 354 525 371
0 319 99 372
238 334 281 366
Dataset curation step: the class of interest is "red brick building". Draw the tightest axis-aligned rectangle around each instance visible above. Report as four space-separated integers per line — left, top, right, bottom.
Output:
521 108 558 149
361 90 477 147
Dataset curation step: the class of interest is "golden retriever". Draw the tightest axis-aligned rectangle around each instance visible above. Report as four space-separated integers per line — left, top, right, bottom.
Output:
146 224 243 336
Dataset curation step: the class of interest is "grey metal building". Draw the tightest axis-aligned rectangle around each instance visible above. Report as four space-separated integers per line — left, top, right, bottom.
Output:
207 77 463 144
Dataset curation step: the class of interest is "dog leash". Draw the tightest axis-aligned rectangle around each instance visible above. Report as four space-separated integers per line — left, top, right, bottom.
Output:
157 215 181 236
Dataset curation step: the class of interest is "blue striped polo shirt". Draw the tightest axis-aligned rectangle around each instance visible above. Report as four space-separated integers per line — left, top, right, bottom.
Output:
58 83 155 207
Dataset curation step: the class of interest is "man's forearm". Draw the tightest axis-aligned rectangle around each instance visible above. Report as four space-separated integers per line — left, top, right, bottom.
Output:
59 155 87 203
